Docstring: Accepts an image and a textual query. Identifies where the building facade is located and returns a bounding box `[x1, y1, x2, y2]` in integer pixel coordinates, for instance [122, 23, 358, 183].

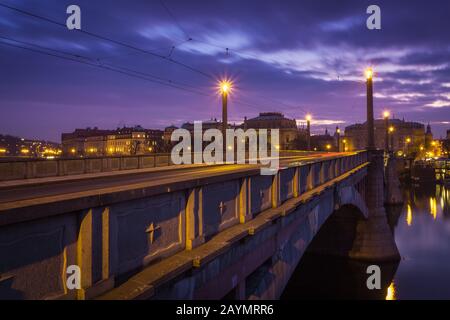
[62, 126, 164, 157]
[243, 112, 299, 150]
[344, 118, 427, 155]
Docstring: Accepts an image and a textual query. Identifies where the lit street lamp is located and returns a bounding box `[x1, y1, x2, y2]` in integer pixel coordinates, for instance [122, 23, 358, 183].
[365, 67, 375, 150]
[220, 80, 232, 160]
[336, 127, 341, 152]
[383, 110, 390, 152]
[388, 126, 395, 151]
[405, 137, 411, 155]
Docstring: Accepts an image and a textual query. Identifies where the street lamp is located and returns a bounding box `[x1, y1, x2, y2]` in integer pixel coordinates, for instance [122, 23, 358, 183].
[389, 126, 395, 151]
[365, 67, 375, 150]
[405, 137, 411, 156]
[306, 114, 312, 151]
[336, 127, 341, 151]
[219, 80, 232, 160]
[383, 110, 390, 152]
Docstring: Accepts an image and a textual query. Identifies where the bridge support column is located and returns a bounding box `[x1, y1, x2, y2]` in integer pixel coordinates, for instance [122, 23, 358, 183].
[385, 154, 403, 205]
[349, 150, 400, 262]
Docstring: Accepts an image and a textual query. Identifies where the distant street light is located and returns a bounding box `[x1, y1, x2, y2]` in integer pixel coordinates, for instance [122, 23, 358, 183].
[405, 137, 411, 155]
[383, 110, 390, 152]
[336, 127, 340, 151]
[389, 126, 395, 150]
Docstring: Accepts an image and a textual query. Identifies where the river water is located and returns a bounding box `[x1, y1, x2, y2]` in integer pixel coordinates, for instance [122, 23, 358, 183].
[281, 183, 450, 300]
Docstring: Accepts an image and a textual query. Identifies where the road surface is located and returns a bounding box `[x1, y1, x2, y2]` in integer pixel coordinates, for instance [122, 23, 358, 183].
[0, 152, 346, 205]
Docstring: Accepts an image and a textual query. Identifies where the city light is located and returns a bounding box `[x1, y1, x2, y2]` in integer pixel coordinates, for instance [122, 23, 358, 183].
[305, 114, 312, 122]
[383, 110, 390, 118]
[326, 144, 331, 150]
[71, 148, 76, 153]
[0, 148, 6, 153]
[21, 148, 30, 154]
[365, 67, 373, 79]
[406, 137, 411, 143]
[389, 126, 395, 133]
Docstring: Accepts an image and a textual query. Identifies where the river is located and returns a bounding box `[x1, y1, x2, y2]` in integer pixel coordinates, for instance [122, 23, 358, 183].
[281, 183, 450, 299]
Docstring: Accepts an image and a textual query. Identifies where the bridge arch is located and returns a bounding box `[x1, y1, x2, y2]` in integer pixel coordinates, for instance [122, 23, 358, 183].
[335, 185, 369, 219]
[305, 185, 368, 259]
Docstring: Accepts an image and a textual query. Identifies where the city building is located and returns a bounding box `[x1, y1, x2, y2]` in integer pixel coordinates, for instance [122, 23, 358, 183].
[62, 126, 164, 157]
[243, 112, 299, 149]
[61, 127, 113, 157]
[344, 118, 427, 155]
[310, 128, 337, 151]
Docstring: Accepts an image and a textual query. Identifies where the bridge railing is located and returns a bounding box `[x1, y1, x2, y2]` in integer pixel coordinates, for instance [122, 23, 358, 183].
[0, 153, 174, 181]
[0, 150, 368, 299]
[0, 150, 363, 182]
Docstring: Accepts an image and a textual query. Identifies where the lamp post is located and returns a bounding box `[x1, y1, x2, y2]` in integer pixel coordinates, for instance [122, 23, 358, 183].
[306, 114, 312, 151]
[366, 67, 375, 150]
[336, 127, 341, 151]
[405, 137, 411, 156]
[383, 111, 390, 152]
[220, 80, 231, 160]
[389, 126, 394, 151]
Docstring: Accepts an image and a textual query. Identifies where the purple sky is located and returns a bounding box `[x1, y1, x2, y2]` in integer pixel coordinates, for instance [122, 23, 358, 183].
[0, 0, 449, 142]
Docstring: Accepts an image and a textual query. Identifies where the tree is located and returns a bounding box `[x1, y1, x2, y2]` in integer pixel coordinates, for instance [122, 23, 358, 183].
[130, 140, 141, 155]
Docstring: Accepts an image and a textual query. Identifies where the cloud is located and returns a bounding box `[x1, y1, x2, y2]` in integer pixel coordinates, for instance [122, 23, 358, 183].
[296, 119, 345, 126]
[425, 100, 450, 108]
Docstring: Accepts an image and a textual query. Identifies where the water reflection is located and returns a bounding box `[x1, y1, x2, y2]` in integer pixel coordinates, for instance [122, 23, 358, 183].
[406, 205, 412, 226]
[281, 183, 450, 300]
[281, 254, 398, 300]
[385, 282, 396, 300]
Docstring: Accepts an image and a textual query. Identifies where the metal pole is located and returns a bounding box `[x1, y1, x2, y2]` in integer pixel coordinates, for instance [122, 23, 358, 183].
[385, 117, 389, 152]
[222, 92, 228, 161]
[367, 76, 375, 150]
[307, 120, 311, 151]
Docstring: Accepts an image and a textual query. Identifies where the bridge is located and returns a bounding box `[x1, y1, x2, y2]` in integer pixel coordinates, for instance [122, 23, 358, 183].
[0, 149, 400, 300]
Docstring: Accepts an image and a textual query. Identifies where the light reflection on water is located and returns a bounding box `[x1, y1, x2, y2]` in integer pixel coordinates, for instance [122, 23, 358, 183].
[281, 184, 450, 300]
[391, 184, 450, 299]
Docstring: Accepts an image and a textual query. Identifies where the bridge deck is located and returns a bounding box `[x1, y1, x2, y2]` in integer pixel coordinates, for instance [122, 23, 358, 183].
[0, 152, 344, 214]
